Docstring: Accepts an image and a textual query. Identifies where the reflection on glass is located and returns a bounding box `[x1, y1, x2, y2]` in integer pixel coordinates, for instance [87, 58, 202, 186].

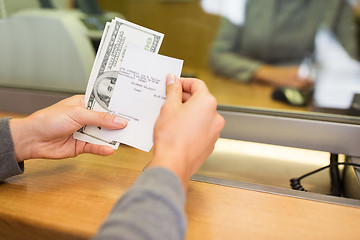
[314, 27, 360, 109]
[203, 0, 360, 115]
[0, 0, 359, 118]
[0, 0, 125, 93]
[207, 0, 357, 89]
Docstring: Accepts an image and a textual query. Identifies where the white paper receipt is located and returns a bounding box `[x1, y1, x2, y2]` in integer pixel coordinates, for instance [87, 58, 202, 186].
[100, 45, 183, 151]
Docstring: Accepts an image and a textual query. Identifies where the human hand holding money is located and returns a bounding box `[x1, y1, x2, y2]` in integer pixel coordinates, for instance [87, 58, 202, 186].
[73, 18, 183, 151]
[10, 95, 127, 162]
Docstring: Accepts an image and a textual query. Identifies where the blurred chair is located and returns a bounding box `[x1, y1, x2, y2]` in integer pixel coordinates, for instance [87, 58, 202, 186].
[73, 0, 125, 31]
[75, 0, 102, 14]
[38, 0, 54, 8]
[0, 1, 95, 93]
[40, 0, 125, 49]
[72, 0, 125, 50]
[2, 0, 40, 16]
[74, 0, 124, 19]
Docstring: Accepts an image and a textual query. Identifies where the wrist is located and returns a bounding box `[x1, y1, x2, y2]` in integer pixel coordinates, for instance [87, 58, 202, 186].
[252, 65, 272, 82]
[9, 118, 34, 162]
[149, 148, 190, 191]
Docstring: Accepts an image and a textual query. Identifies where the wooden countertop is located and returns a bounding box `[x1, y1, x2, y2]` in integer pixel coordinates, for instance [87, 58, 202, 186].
[1, 73, 359, 240]
[183, 67, 312, 112]
[1, 144, 360, 240]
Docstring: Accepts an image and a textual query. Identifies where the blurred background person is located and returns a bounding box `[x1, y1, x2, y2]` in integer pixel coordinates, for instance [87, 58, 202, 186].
[349, 0, 360, 58]
[209, 0, 358, 90]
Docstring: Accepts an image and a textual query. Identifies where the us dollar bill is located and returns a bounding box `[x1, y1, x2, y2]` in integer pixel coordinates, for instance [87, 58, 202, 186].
[73, 18, 164, 149]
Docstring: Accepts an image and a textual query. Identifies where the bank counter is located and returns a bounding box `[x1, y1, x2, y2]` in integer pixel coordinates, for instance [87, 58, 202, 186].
[1, 69, 360, 239]
[0, 132, 360, 240]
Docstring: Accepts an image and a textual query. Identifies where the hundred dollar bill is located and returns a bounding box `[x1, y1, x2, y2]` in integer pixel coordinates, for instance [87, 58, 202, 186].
[73, 18, 164, 149]
[73, 21, 118, 148]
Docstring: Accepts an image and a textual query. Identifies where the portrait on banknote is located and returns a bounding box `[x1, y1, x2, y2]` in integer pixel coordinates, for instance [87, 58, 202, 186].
[74, 17, 165, 148]
[93, 71, 118, 111]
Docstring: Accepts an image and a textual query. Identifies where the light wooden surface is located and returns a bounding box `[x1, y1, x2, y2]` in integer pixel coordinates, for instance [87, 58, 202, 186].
[0, 145, 360, 240]
[184, 66, 312, 112]
[0, 77, 359, 240]
[0, 146, 151, 240]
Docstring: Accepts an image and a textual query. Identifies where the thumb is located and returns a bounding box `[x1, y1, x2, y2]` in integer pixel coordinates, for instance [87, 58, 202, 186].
[165, 74, 182, 106]
[75, 109, 128, 129]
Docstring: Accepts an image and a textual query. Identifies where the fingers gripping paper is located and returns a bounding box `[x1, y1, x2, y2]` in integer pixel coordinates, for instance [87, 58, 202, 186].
[73, 18, 183, 151]
[100, 45, 183, 151]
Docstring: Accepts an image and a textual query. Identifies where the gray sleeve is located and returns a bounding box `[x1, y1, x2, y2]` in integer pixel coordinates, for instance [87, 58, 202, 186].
[0, 118, 24, 182]
[332, 1, 358, 60]
[93, 167, 186, 240]
[209, 18, 262, 82]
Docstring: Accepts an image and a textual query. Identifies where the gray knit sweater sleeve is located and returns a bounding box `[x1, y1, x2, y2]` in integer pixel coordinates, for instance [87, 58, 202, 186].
[0, 118, 24, 182]
[94, 167, 187, 240]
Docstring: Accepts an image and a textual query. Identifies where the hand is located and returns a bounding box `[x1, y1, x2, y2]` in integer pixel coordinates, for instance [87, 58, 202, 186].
[253, 65, 313, 90]
[148, 74, 225, 191]
[9, 95, 127, 162]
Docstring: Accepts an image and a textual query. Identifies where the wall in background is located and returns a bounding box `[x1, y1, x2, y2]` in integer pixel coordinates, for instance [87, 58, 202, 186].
[99, 0, 220, 69]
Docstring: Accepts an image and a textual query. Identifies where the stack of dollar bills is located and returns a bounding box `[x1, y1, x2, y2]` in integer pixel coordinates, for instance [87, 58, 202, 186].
[73, 17, 165, 149]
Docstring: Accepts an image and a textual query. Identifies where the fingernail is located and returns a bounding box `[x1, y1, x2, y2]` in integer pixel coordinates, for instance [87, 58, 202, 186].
[114, 117, 127, 127]
[166, 74, 176, 87]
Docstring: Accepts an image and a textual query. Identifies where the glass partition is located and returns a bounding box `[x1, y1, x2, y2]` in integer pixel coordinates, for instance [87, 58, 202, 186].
[1, 0, 360, 202]
[1, 0, 359, 118]
[96, 0, 360, 203]
[98, 0, 360, 118]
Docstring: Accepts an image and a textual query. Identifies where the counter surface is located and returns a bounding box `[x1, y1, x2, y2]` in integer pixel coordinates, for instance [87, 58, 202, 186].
[1, 75, 359, 239]
[0, 126, 359, 239]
